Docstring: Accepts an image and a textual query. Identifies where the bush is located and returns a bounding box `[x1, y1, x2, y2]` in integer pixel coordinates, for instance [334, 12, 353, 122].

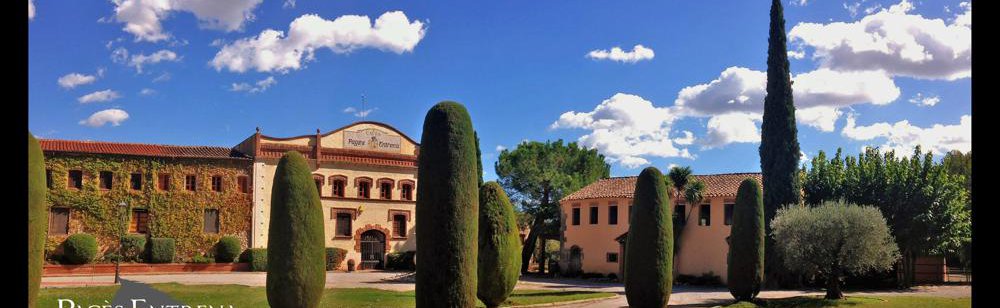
[120, 234, 147, 263]
[215, 236, 242, 263]
[266, 151, 326, 308]
[727, 178, 765, 301]
[325, 248, 348, 271]
[415, 101, 480, 308]
[477, 182, 522, 308]
[28, 132, 47, 308]
[147, 238, 175, 264]
[62, 233, 99, 265]
[190, 255, 215, 264]
[386, 251, 416, 271]
[624, 167, 673, 308]
[241, 248, 267, 271]
[675, 272, 723, 286]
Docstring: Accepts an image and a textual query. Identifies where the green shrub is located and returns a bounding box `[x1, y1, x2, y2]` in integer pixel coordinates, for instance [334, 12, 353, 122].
[215, 236, 242, 263]
[385, 251, 416, 271]
[728, 178, 765, 301]
[28, 132, 47, 308]
[241, 248, 267, 271]
[120, 234, 147, 263]
[325, 248, 348, 271]
[62, 234, 98, 265]
[477, 182, 521, 308]
[190, 255, 215, 264]
[415, 101, 480, 308]
[266, 151, 326, 308]
[624, 167, 673, 308]
[147, 238, 175, 264]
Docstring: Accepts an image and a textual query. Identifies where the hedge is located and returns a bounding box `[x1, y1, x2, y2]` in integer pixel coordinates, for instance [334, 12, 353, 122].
[624, 167, 673, 308]
[120, 234, 147, 263]
[386, 251, 416, 271]
[148, 238, 175, 264]
[477, 182, 522, 308]
[215, 236, 242, 263]
[241, 248, 267, 271]
[62, 233, 98, 265]
[326, 248, 348, 271]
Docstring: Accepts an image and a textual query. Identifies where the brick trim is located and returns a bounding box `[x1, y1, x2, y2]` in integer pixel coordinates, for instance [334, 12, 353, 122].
[353, 224, 391, 252]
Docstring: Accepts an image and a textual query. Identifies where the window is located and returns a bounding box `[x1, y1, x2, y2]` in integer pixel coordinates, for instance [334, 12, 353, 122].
[335, 213, 352, 237]
[68, 170, 83, 190]
[99, 171, 113, 190]
[332, 179, 345, 197]
[130, 209, 149, 234]
[313, 175, 324, 196]
[401, 184, 413, 201]
[358, 181, 371, 199]
[46, 170, 53, 189]
[238, 176, 249, 193]
[158, 173, 171, 191]
[724, 203, 735, 226]
[185, 175, 197, 191]
[608, 205, 618, 225]
[392, 214, 407, 238]
[674, 204, 686, 225]
[49, 208, 70, 235]
[380, 182, 393, 200]
[699, 204, 711, 226]
[211, 176, 223, 192]
[571, 207, 581, 225]
[130, 173, 143, 190]
[204, 209, 220, 233]
[607, 252, 619, 263]
[589, 206, 599, 225]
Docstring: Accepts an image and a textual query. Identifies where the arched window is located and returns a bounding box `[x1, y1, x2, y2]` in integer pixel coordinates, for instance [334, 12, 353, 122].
[377, 178, 395, 200]
[312, 174, 324, 197]
[328, 175, 347, 198]
[355, 177, 373, 199]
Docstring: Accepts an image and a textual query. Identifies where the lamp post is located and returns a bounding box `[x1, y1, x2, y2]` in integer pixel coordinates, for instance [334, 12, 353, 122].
[115, 201, 127, 284]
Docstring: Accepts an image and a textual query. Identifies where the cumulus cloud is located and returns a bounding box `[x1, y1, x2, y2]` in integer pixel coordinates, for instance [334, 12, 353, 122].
[674, 131, 695, 146]
[702, 113, 761, 149]
[58, 73, 98, 89]
[139, 88, 157, 96]
[586, 44, 655, 63]
[842, 114, 971, 155]
[908, 93, 940, 107]
[127, 49, 180, 73]
[343, 106, 377, 118]
[79, 109, 130, 127]
[28, 0, 35, 20]
[229, 76, 277, 93]
[551, 93, 691, 168]
[112, 0, 263, 42]
[788, 0, 971, 80]
[495, 145, 507, 152]
[211, 11, 427, 73]
[78, 90, 122, 104]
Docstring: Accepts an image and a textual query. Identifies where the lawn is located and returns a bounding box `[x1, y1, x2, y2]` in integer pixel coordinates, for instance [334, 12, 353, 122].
[725, 295, 971, 308]
[39, 283, 615, 307]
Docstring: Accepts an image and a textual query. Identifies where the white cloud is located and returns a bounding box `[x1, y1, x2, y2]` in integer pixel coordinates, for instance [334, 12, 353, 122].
[78, 90, 122, 104]
[112, 0, 263, 42]
[495, 145, 507, 152]
[79, 109, 130, 127]
[128, 49, 180, 73]
[674, 131, 695, 146]
[788, 0, 971, 80]
[152, 72, 172, 82]
[58, 73, 98, 89]
[844, 2, 861, 18]
[28, 0, 35, 20]
[211, 11, 427, 73]
[586, 44, 655, 63]
[343, 106, 377, 118]
[952, 2, 971, 27]
[908, 93, 940, 107]
[791, 0, 809, 6]
[551, 93, 691, 168]
[229, 76, 277, 93]
[788, 50, 806, 59]
[283, 0, 295, 8]
[139, 88, 156, 96]
[702, 113, 761, 149]
[842, 114, 971, 155]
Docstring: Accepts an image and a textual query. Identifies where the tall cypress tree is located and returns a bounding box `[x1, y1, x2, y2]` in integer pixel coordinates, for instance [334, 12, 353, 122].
[28, 132, 47, 308]
[759, 0, 802, 288]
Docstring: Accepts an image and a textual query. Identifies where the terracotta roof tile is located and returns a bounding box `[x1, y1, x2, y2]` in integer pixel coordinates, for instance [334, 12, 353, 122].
[562, 172, 762, 202]
[39, 139, 250, 160]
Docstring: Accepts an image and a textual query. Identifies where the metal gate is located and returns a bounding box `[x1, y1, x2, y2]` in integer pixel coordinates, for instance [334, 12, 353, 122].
[360, 230, 386, 270]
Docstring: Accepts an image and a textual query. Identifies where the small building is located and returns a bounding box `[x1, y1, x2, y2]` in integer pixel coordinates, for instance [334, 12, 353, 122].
[559, 172, 762, 283]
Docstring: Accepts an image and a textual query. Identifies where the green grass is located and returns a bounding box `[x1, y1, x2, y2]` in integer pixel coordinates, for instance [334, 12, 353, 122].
[725, 295, 971, 308]
[39, 284, 615, 307]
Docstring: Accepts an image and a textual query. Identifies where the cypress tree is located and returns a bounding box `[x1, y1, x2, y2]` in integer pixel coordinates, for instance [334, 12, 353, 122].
[28, 132, 47, 308]
[624, 167, 673, 308]
[727, 178, 765, 301]
[266, 151, 326, 308]
[759, 0, 802, 287]
[416, 101, 479, 308]
[477, 182, 522, 308]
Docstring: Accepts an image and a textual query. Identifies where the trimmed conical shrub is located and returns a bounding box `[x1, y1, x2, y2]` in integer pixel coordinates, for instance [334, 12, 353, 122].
[415, 101, 479, 308]
[727, 178, 765, 301]
[28, 132, 47, 308]
[477, 181, 522, 308]
[266, 151, 326, 308]
[624, 167, 673, 308]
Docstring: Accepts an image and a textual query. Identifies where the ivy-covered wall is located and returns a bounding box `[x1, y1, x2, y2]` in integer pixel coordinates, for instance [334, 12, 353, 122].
[43, 153, 253, 263]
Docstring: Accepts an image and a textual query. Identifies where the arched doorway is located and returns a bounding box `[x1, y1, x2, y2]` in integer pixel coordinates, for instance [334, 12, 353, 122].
[359, 230, 386, 270]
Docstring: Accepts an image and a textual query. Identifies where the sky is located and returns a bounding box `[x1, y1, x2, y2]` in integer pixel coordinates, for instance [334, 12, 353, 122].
[28, 0, 971, 181]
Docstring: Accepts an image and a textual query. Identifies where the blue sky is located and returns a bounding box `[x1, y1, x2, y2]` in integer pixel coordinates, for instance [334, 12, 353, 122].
[28, 0, 971, 181]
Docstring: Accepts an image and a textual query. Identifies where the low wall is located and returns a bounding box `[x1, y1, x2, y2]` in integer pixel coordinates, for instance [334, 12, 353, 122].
[43, 263, 249, 277]
[914, 256, 947, 284]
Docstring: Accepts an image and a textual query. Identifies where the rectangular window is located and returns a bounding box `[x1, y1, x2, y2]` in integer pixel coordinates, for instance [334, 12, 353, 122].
[699, 204, 711, 226]
[211, 176, 223, 192]
[99, 171, 113, 190]
[335, 213, 352, 237]
[724, 203, 735, 226]
[68, 170, 83, 190]
[607, 253, 619, 263]
[589, 206, 599, 225]
[332, 180, 345, 197]
[130, 209, 149, 234]
[314, 178, 323, 196]
[608, 205, 618, 225]
[380, 182, 392, 200]
[358, 182, 371, 199]
[158, 174, 171, 191]
[203, 209, 220, 233]
[46, 169, 53, 189]
[238, 176, 249, 193]
[571, 207, 581, 226]
[393, 215, 407, 238]
[185, 175, 197, 191]
[674, 204, 686, 225]
[131, 173, 142, 190]
[49, 208, 70, 235]
[629, 205, 633, 220]
[401, 184, 413, 201]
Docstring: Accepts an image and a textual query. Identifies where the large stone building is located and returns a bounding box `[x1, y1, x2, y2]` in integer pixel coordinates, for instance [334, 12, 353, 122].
[559, 172, 762, 283]
[40, 121, 418, 270]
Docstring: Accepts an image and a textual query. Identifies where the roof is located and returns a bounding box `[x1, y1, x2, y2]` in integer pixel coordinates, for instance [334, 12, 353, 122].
[561, 172, 762, 202]
[39, 139, 250, 160]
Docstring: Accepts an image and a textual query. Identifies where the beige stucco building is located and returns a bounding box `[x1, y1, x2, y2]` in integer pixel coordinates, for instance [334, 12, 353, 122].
[559, 173, 761, 283]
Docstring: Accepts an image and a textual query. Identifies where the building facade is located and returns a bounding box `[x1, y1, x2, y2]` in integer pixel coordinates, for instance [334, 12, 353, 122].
[559, 173, 762, 283]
